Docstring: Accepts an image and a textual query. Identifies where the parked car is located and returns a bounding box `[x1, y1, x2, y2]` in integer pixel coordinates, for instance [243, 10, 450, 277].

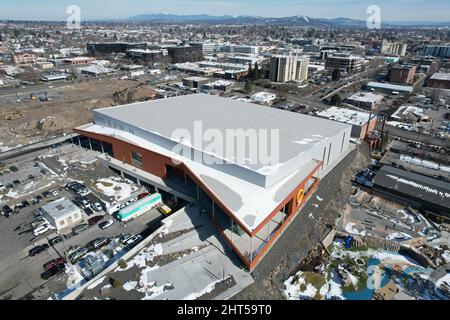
[84, 207, 94, 216]
[33, 223, 52, 236]
[68, 247, 88, 263]
[119, 233, 133, 245]
[49, 236, 63, 246]
[99, 220, 114, 230]
[137, 192, 150, 199]
[72, 224, 89, 235]
[43, 258, 65, 271]
[125, 235, 143, 247]
[158, 205, 172, 215]
[88, 215, 104, 226]
[89, 237, 108, 250]
[41, 263, 65, 280]
[33, 195, 44, 204]
[92, 202, 103, 212]
[50, 189, 58, 196]
[42, 191, 51, 198]
[29, 244, 49, 256]
[33, 210, 44, 221]
[2, 205, 13, 217]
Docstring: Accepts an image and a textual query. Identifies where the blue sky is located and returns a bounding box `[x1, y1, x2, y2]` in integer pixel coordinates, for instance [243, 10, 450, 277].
[0, 0, 448, 21]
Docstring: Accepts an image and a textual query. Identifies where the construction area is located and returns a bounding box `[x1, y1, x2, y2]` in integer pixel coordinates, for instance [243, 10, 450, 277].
[0, 77, 158, 151]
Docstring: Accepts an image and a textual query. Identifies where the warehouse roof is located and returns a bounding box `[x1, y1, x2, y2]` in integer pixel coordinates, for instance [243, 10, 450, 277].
[373, 166, 450, 209]
[94, 94, 349, 172]
[430, 72, 450, 81]
[316, 107, 374, 126]
[367, 82, 414, 93]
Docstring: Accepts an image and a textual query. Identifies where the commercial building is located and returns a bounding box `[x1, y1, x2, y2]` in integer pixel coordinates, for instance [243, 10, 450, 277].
[316, 107, 377, 140]
[12, 52, 38, 65]
[270, 55, 309, 83]
[62, 57, 95, 65]
[40, 198, 83, 231]
[373, 166, 450, 220]
[201, 80, 234, 92]
[381, 40, 408, 56]
[40, 74, 68, 82]
[250, 92, 278, 105]
[182, 76, 210, 88]
[227, 54, 264, 67]
[168, 46, 203, 64]
[125, 49, 165, 62]
[346, 92, 384, 110]
[428, 73, 450, 90]
[366, 82, 414, 95]
[325, 53, 364, 73]
[86, 42, 147, 56]
[387, 64, 417, 85]
[75, 94, 352, 270]
[423, 45, 450, 58]
[79, 65, 115, 77]
[220, 45, 261, 55]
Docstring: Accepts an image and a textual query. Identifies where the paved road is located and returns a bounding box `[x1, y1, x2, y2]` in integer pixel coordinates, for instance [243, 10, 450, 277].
[0, 133, 78, 162]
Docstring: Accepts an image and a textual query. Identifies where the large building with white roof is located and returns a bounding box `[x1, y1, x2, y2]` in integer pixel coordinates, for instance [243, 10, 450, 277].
[316, 107, 377, 140]
[75, 94, 352, 270]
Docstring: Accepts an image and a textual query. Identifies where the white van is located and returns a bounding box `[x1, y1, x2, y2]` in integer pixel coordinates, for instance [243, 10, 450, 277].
[33, 224, 51, 236]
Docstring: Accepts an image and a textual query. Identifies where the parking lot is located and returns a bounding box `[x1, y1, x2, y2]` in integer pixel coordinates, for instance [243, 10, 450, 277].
[0, 144, 171, 299]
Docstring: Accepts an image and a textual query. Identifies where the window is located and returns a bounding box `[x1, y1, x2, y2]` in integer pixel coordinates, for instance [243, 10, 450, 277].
[131, 151, 143, 168]
[341, 132, 346, 153]
[327, 143, 332, 166]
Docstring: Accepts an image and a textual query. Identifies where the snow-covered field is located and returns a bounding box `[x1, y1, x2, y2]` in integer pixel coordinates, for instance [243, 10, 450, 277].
[95, 177, 138, 201]
[283, 240, 440, 300]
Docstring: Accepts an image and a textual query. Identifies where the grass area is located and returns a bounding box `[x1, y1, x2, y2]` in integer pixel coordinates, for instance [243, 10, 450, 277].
[303, 272, 326, 291]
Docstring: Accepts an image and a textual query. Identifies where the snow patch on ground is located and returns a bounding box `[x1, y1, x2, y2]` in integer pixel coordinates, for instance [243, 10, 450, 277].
[123, 281, 138, 291]
[345, 223, 367, 236]
[95, 177, 137, 201]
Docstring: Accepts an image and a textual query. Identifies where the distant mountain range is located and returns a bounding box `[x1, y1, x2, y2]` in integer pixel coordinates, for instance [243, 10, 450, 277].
[127, 13, 450, 27]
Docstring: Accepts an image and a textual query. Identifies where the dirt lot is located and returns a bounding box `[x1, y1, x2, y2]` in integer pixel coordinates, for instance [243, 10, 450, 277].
[0, 78, 155, 149]
[232, 143, 372, 300]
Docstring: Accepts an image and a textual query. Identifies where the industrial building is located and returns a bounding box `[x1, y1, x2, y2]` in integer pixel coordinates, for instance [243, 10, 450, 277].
[315, 107, 377, 140]
[428, 73, 450, 90]
[270, 54, 309, 83]
[182, 76, 210, 88]
[373, 166, 450, 220]
[40, 198, 83, 231]
[423, 45, 450, 58]
[366, 82, 414, 95]
[346, 92, 384, 109]
[75, 94, 352, 270]
[381, 40, 408, 56]
[387, 64, 417, 85]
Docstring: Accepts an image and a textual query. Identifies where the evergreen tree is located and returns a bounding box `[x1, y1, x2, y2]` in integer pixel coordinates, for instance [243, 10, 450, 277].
[244, 79, 253, 94]
[252, 62, 260, 81]
[332, 68, 341, 81]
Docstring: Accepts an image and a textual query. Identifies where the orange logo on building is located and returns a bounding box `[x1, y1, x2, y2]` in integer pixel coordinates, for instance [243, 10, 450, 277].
[296, 189, 305, 206]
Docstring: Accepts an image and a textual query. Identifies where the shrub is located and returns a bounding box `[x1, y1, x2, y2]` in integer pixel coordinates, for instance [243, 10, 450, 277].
[118, 259, 128, 269]
[111, 278, 122, 288]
